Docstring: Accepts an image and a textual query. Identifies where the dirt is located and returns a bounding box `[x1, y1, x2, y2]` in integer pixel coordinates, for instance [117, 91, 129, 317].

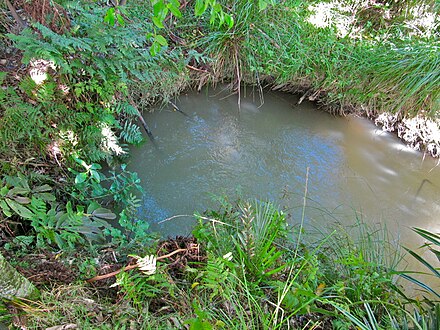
[0, 47, 23, 73]
[2, 251, 78, 285]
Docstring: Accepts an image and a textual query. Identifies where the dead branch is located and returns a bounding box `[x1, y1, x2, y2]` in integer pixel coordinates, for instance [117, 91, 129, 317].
[86, 247, 196, 283]
[186, 64, 210, 74]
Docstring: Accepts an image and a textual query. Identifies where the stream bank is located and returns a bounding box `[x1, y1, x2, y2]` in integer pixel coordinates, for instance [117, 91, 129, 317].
[1, 0, 440, 328]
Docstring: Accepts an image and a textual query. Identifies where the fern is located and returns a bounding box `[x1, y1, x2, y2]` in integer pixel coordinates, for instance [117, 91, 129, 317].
[120, 121, 144, 145]
[114, 102, 139, 116]
[3, 0, 185, 165]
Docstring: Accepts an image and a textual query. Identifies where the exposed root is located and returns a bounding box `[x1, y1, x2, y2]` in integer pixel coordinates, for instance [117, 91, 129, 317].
[375, 112, 440, 157]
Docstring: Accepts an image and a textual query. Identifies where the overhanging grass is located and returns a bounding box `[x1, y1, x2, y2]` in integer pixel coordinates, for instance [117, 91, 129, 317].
[179, 0, 439, 118]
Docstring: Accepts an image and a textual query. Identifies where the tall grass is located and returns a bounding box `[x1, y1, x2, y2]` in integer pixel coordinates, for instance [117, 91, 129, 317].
[366, 42, 440, 117]
[6, 199, 419, 329]
[400, 228, 440, 329]
[181, 0, 440, 118]
[192, 199, 409, 328]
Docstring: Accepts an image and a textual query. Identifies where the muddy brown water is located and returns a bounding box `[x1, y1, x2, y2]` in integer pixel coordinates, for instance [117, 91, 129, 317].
[128, 87, 440, 288]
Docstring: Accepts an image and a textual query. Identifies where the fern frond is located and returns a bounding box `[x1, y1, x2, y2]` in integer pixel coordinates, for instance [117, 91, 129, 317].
[120, 121, 144, 145]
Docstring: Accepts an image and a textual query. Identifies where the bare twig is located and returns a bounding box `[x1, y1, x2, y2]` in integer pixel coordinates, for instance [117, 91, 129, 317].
[186, 64, 210, 74]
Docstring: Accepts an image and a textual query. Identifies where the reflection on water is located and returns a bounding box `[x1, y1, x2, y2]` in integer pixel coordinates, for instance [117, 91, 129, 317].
[128, 88, 440, 268]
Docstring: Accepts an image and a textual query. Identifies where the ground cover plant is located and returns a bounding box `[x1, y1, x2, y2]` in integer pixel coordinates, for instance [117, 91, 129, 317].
[0, 199, 424, 329]
[1, 0, 440, 328]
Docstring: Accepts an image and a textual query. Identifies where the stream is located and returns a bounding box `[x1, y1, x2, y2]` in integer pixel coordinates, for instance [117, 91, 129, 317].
[128, 87, 440, 278]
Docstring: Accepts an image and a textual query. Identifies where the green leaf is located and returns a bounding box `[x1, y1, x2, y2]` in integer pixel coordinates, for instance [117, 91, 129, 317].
[14, 235, 35, 246]
[195, 0, 206, 16]
[404, 247, 440, 278]
[87, 202, 100, 214]
[429, 248, 440, 263]
[5, 199, 34, 219]
[150, 41, 161, 56]
[0, 200, 12, 217]
[9, 187, 31, 195]
[169, 0, 180, 8]
[224, 14, 233, 28]
[54, 233, 65, 250]
[13, 196, 31, 204]
[90, 170, 101, 183]
[153, 0, 166, 16]
[73, 157, 88, 168]
[90, 163, 102, 170]
[32, 184, 52, 193]
[104, 7, 116, 26]
[155, 35, 168, 46]
[413, 227, 440, 247]
[0, 186, 9, 197]
[91, 208, 116, 220]
[168, 3, 182, 18]
[259, 0, 268, 11]
[33, 193, 56, 202]
[56, 212, 68, 227]
[75, 172, 87, 184]
[117, 14, 125, 27]
[152, 16, 164, 29]
[399, 273, 440, 299]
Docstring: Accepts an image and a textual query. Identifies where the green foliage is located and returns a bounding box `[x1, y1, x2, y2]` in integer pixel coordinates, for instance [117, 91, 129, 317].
[195, 252, 237, 300]
[104, 7, 126, 27]
[1, 0, 440, 326]
[194, 200, 287, 284]
[113, 264, 176, 312]
[68, 158, 151, 249]
[0, 174, 114, 250]
[191, 200, 409, 328]
[120, 121, 144, 145]
[0, 72, 51, 158]
[185, 301, 226, 330]
[401, 228, 440, 329]
[0, 299, 13, 326]
[186, 0, 439, 117]
[2, 0, 186, 165]
[1, 200, 423, 329]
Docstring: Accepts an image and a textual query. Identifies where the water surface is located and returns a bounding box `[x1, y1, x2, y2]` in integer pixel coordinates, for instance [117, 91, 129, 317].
[128, 87, 440, 260]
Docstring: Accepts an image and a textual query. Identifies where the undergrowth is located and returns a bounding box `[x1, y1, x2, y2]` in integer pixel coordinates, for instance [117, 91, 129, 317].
[1, 0, 440, 328]
[1, 199, 421, 329]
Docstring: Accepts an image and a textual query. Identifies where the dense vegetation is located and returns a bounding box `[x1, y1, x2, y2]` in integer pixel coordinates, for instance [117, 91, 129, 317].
[0, 0, 439, 328]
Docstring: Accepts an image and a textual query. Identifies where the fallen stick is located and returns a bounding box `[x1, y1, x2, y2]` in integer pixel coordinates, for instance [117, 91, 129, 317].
[128, 97, 157, 148]
[169, 101, 190, 118]
[86, 248, 193, 283]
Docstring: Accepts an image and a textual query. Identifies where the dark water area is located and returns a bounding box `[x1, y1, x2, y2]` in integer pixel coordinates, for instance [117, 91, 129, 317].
[127, 87, 440, 279]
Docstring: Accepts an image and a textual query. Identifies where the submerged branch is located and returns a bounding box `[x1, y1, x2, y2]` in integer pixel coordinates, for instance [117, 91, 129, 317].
[128, 97, 158, 149]
[169, 100, 190, 118]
